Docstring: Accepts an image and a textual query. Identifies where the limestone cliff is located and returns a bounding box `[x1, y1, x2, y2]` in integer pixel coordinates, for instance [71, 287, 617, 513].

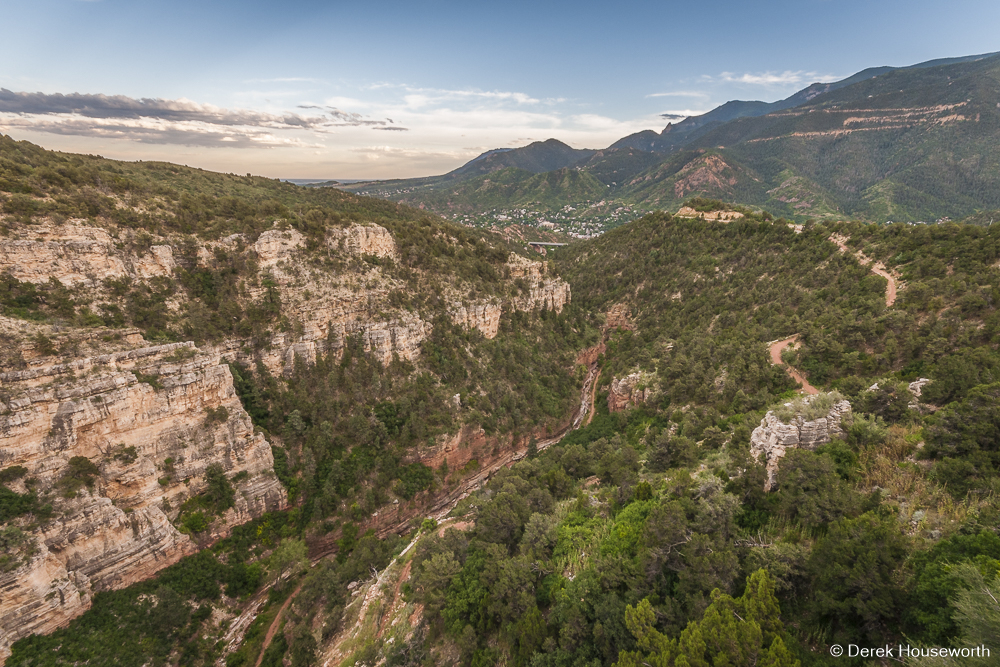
[0, 336, 286, 659]
[449, 254, 571, 338]
[0, 221, 570, 376]
[607, 372, 655, 412]
[0, 214, 573, 659]
[749, 397, 852, 491]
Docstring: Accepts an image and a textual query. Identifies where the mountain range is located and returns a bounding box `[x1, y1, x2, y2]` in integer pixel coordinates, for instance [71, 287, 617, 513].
[345, 50, 1000, 224]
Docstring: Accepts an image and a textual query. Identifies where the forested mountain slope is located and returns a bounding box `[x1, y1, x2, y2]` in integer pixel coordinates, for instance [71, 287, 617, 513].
[6, 134, 1000, 667]
[0, 134, 596, 663]
[379, 208, 1000, 667]
[351, 51, 1000, 227]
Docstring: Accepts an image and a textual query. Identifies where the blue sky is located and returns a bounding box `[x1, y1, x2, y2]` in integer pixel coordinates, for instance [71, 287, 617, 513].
[1, 0, 998, 178]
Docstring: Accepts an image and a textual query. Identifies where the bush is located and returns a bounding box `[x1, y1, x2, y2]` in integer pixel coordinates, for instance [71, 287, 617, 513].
[0, 465, 28, 484]
[58, 456, 101, 495]
[204, 464, 236, 512]
[0, 526, 37, 572]
[182, 511, 210, 533]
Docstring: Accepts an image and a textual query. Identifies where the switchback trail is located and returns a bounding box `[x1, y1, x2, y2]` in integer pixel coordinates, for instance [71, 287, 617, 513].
[829, 234, 899, 307]
[769, 336, 819, 395]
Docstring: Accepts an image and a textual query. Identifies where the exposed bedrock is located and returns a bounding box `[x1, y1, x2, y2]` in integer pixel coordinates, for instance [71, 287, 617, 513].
[0, 342, 287, 659]
[749, 399, 852, 491]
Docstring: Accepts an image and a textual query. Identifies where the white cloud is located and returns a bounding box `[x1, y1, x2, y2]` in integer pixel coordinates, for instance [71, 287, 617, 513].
[659, 109, 709, 119]
[714, 70, 839, 86]
[646, 91, 709, 99]
[0, 89, 406, 147]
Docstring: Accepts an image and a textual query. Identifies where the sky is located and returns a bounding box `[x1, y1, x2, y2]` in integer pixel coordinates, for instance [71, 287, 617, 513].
[1, 0, 999, 179]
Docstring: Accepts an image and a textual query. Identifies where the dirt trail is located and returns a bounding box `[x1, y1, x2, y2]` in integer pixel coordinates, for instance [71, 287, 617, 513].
[870, 264, 897, 306]
[769, 336, 819, 395]
[254, 580, 304, 667]
[829, 234, 898, 307]
[585, 369, 599, 426]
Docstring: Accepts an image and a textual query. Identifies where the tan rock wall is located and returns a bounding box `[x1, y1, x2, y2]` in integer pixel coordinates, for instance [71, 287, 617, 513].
[749, 399, 852, 491]
[450, 254, 571, 339]
[0, 546, 91, 664]
[0, 223, 180, 287]
[327, 224, 397, 259]
[449, 301, 503, 338]
[0, 343, 287, 658]
[0, 224, 127, 286]
[607, 373, 653, 412]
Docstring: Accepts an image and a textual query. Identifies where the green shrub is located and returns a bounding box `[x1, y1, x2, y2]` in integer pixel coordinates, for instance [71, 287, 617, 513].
[58, 456, 101, 495]
[182, 511, 210, 534]
[0, 465, 28, 484]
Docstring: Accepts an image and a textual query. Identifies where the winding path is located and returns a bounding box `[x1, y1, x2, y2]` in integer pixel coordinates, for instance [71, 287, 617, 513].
[769, 336, 819, 395]
[254, 581, 305, 667]
[829, 234, 899, 307]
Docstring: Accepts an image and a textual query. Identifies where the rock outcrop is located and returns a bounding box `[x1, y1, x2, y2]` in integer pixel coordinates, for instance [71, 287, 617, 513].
[750, 398, 852, 491]
[675, 206, 744, 222]
[608, 373, 654, 412]
[0, 223, 176, 287]
[0, 547, 91, 662]
[0, 340, 287, 659]
[327, 224, 397, 259]
[450, 254, 571, 339]
[450, 300, 503, 338]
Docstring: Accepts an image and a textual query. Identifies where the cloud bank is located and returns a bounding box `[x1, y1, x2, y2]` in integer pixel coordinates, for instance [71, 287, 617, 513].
[0, 86, 668, 178]
[0, 89, 404, 147]
[714, 70, 840, 86]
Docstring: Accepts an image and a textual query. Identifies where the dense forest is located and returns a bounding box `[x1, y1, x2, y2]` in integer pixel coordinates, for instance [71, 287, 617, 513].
[4, 134, 1000, 667]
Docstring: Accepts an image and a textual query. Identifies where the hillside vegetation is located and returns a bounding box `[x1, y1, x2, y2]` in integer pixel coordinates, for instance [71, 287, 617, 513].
[6, 139, 1000, 667]
[381, 208, 1000, 666]
[352, 52, 1000, 229]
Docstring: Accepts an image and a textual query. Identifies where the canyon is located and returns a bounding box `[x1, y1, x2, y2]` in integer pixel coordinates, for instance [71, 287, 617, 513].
[0, 215, 571, 660]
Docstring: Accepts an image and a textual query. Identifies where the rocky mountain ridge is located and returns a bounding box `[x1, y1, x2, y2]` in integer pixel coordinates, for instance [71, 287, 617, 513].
[345, 50, 1000, 224]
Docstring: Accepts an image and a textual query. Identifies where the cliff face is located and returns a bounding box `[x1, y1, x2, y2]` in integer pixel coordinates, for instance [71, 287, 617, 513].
[0, 221, 570, 376]
[450, 254, 571, 339]
[0, 337, 286, 659]
[607, 372, 654, 413]
[0, 223, 174, 288]
[0, 213, 573, 659]
[750, 399, 852, 491]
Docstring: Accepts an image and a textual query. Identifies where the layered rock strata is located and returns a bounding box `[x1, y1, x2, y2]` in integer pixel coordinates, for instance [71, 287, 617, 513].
[675, 206, 744, 222]
[750, 398, 852, 491]
[450, 254, 571, 339]
[608, 372, 654, 412]
[0, 221, 570, 376]
[0, 341, 287, 659]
